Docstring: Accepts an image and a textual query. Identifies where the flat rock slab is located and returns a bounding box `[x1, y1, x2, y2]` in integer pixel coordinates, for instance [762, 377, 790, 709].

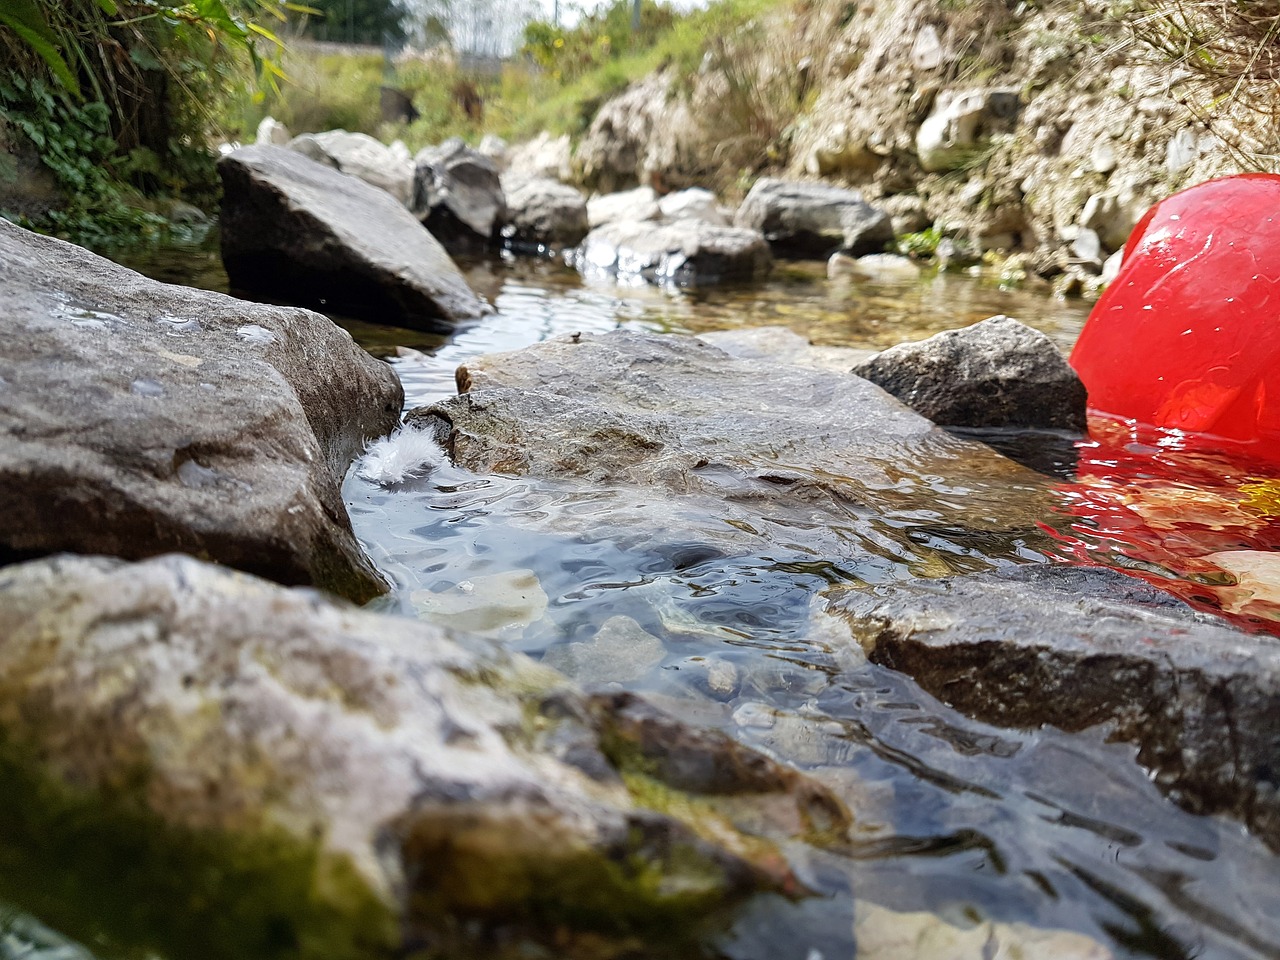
[411, 330, 1053, 536]
[219, 145, 489, 333]
[573, 219, 772, 287]
[851, 315, 1087, 430]
[734, 178, 893, 258]
[0, 554, 847, 959]
[828, 564, 1280, 849]
[0, 218, 400, 601]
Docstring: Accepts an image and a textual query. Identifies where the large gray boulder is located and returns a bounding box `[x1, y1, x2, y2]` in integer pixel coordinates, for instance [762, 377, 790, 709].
[287, 129, 414, 204]
[0, 218, 400, 601]
[733, 178, 894, 258]
[829, 564, 1280, 850]
[500, 175, 589, 249]
[0, 553, 845, 958]
[411, 139, 507, 249]
[850, 315, 1087, 430]
[572, 219, 772, 287]
[219, 145, 489, 333]
[586, 186, 661, 229]
[409, 330, 1052, 537]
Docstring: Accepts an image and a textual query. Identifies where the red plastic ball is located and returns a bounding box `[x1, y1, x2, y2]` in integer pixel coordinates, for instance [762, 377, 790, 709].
[1070, 174, 1280, 462]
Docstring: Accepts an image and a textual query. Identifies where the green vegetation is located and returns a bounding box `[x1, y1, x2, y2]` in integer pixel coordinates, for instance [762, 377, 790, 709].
[0, 0, 292, 248]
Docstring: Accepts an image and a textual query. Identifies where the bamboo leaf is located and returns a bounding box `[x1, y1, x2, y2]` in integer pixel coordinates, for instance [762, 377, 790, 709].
[0, 11, 81, 98]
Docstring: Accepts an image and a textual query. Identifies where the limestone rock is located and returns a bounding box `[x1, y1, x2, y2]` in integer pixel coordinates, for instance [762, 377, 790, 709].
[850, 315, 1087, 430]
[411, 139, 507, 249]
[500, 175, 589, 249]
[828, 252, 922, 281]
[734, 178, 893, 258]
[0, 554, 846, 958]
[287, 129, 413, 204]
[506, 131, 573, 182]
[219, 145, 489, 332]
[254, 116, 290, 147]
[658, 188, 728, 225]
[572, 219, 772, 287]
[829, 564, 1280, 850]
[916, 88, 1020, 173]
[0, 217, 400, 601]
[587, 186, 661, 229]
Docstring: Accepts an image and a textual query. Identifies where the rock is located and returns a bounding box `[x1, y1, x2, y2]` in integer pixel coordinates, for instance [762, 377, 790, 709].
[411, 139, 507, 249]
[853, 901, 1113, 959]
[850, 315, 1087, 430]
[506, 131, 573, 182]
[254, 115, 290, 146]
[658, 187, 728, 225]
[733, 178, 893, 258]
[804, 125, 880, 177]
[1100, 248, 1125, 286]
[1165, 126, 1201, 175]
[287, 129, 413, 205]
[1071, 226, 1103, 268]
[697, 326, 875, 371]
[0, 218, 400, 602]
[0, 554, 841, 958]
[543, 615, 667, 686]
[500, 175, 590, 249]
[477, 133, 509, 167]
[1079, 191, 1136, 253]
[410, 330, 1053, 536]
[1089, 138, 1118, 174]
[586, 186, 661, 229]
[828, 252, 922, 281]
[878, 194, 932, 236]
[219, 145, 489, 333]
[411, 568, 549, 638]
[828, 563, 1280, 850]
[915, 88, 1020, 173]
[572, 219, 772, 287]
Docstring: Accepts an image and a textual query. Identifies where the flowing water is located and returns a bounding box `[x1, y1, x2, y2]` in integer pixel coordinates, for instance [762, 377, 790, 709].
[95, 238, 1280, 960]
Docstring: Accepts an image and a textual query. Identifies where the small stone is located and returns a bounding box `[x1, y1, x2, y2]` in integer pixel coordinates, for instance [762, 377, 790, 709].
[411, 568, 549, 637]
[542, 615, 666, 685]
[850, 315, 1087, 430]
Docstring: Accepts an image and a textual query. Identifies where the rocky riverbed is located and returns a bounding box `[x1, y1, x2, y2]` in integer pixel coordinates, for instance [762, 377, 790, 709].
[3, 112, 1280, 960]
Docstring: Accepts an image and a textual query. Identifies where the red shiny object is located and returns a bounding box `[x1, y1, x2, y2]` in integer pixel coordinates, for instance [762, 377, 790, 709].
[1070, 174, 1280, 464]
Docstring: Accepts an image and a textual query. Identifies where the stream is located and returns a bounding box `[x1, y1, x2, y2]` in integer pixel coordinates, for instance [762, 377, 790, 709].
[78, 238, 1280, 960]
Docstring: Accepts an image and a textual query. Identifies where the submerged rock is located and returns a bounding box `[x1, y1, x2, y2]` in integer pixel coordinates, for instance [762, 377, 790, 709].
[733, 178, 893, 258]
[410, 330, 1052, 536]
[500, 175, 590, 249]
[219, 145, 489, 332]
[828, 564, 1280, 849]
[851, 315, 1087, 430]
[411, 139, 507, 249]
[0, 554, 848, 960]
[0, 218, 399, 601]
[288, 129, 414, 204]
[573, 219, 772, 287]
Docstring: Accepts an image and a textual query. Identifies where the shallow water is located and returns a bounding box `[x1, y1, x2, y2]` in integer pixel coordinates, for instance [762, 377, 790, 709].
[106, 239, 1280, 960]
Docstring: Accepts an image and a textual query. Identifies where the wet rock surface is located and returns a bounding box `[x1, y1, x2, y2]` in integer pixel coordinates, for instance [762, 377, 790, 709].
[411, 139, 507, 249]
[0, 218, 399, 601]
[0, 553, 844, 959]
[500, 175, 590, 248]
[219, 145, 488, 332]
[410, 329, 1053, 535]
[828, 563, 1280, 849]
[572, 219, 772, 287]
[851, 315, 1087, 430]
[733, 177, 894, 258]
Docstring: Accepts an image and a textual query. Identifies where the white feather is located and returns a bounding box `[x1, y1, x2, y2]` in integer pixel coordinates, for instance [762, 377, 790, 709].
[357, 425, 447, 486]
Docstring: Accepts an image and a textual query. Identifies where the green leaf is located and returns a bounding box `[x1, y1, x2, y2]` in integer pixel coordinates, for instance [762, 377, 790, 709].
[94, 0, 119, 13]
[0, 18, 81, 99]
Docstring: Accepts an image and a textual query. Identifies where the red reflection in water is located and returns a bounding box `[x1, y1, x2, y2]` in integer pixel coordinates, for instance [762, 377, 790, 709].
[1044, 415, 1280, 635]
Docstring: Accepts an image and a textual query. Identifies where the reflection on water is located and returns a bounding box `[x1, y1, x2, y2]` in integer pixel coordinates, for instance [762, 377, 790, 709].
[115, 238, 1279, 959]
